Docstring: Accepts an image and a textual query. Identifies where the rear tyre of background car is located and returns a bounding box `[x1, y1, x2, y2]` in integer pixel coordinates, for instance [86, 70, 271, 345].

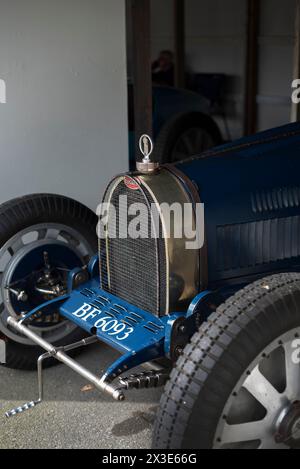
[154, 112, 222, 164]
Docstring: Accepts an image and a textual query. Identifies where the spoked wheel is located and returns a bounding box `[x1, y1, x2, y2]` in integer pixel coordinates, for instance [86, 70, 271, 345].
[171, 127, 215, 162]
[0, 194, 97, 369]
[153, 112, 222, 164]
[215, 329, 300, 449]
[153, 273, 300, 449]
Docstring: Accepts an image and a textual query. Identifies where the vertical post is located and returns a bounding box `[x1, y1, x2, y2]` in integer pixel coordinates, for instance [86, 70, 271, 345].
[244, 0, 259, 136]
[291, 0, 300, 122]
[131, 0, 152, 161]
[174, 0, 185, 88]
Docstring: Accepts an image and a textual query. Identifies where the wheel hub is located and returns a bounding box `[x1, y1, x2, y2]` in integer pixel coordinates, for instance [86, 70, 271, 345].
[0, 222, 93, 346]
[3, 241, 80, 321]
[276, 401, 300, 448]
[214, 328, 300, 449]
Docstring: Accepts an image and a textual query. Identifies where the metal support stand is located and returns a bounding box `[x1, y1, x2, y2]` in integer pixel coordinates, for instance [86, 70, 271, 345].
[5, 316, 170, 418]
[5, 350, 52, 418]
[5, 319, 125, 418]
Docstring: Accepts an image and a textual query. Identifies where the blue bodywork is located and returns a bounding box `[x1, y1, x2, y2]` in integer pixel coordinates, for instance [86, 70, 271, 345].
[60, 278, 166, 379]
[21, 256, 193, 381]
[177, 121, 300, 289]
[19, 122, 300, 385]
[151, 86, 210, 135]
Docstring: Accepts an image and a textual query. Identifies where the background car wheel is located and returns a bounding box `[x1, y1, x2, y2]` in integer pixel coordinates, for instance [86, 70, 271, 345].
[153, 112, 222, 164]
[0, 193, 97, 370]
[153, 273, 300, 449]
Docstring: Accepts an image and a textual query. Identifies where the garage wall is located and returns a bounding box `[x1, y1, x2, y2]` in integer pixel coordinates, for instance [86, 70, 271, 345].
[150, 0, 174, 57]
[257, 0, 296, 131]
[151, 0, 247, 140]
[0, 0, 128, 211]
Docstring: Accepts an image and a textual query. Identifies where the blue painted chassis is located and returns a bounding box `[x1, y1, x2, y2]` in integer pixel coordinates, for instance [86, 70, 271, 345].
[20, 255, 207, 382]
[20, 121, 300, 383]
[13, 121, 300, 388]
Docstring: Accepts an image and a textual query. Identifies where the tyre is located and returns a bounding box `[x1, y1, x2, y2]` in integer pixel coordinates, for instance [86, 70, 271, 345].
[0, 194, 97, 370]
[153, 273, 300, 449]
[154, 112, 222, 164]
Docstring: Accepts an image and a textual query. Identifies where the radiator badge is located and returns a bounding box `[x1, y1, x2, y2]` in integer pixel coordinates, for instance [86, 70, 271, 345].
[124, 176, 140, 190]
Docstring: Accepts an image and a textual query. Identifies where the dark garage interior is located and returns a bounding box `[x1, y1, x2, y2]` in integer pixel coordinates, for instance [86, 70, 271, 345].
[128, 0, 299, 163]
[1, 0, 300, 452]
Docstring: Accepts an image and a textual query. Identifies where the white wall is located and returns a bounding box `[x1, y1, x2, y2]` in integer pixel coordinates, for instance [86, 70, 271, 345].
[0, 0, 128, 211]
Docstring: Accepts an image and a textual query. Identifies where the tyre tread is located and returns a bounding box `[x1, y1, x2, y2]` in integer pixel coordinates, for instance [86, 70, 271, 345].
[152, 273, 300, 449]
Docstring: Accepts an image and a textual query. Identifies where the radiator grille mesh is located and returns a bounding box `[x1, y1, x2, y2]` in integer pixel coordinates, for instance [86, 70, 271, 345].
[100, 179, 167, 316]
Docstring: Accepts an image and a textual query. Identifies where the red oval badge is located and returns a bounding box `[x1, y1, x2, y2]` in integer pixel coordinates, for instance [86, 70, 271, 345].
[124, 176, 140, 190]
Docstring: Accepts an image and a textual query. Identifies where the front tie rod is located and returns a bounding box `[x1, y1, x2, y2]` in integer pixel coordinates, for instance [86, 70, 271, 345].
[6, 316, 125, 415]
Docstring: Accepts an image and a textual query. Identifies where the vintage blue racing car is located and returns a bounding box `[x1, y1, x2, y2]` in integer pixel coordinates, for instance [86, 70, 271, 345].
[1, 122, 300, 449]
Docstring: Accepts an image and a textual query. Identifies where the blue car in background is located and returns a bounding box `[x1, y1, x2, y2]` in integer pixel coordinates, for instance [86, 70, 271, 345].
[128, 84, 223, 168]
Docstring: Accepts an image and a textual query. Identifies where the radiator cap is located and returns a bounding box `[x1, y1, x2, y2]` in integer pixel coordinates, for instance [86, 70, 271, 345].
[136, 134, 159, 174]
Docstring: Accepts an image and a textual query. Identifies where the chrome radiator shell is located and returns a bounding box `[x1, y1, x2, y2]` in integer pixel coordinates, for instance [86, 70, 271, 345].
[99, 167, 201, 316]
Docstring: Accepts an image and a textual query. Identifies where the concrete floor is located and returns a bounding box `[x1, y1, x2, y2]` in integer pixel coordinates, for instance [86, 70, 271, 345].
[0, 343, 162, 449]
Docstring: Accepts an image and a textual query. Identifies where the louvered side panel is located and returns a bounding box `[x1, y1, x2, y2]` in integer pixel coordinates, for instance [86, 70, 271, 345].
[217, 215, 300, 271]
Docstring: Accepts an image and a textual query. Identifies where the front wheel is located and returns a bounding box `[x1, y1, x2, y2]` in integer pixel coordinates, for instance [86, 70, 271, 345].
[0, 194, 97, 370]
[153, 273, 300, 449]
